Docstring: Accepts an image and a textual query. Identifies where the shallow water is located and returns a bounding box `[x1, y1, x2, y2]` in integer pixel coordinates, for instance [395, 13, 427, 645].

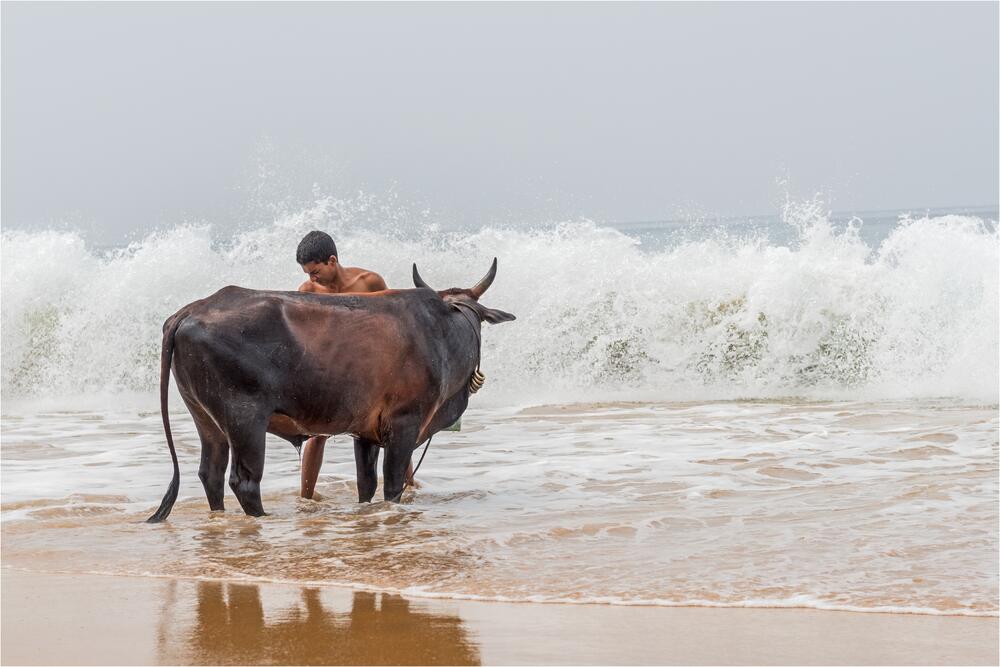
[3, 400, 996, 616]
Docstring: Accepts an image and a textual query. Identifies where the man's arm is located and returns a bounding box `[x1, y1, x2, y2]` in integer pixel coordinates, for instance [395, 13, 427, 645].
[298, 280, 317, 293]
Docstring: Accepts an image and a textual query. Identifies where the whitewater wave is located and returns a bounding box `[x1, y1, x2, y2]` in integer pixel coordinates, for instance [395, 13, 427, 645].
[2, 198, 997, 404]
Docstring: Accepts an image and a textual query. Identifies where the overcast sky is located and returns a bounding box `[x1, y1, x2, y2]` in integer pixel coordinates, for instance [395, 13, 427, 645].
[3, 2, 997, 241]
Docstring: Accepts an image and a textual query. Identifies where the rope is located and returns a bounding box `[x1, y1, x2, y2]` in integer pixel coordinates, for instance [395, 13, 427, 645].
[410, 435, 432, 480]
[450, 301, 485, 392]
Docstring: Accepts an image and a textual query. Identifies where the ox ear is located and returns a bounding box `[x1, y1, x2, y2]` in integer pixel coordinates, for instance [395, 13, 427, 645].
[453, 300, 515, 324]
[480, 306, 516, 324]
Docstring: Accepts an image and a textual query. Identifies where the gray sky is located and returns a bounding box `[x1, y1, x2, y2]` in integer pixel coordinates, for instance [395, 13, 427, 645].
[3, 2, 998, 241]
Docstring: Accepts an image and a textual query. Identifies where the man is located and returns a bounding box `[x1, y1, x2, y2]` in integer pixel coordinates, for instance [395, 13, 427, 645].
[296, 230, 387, 296]
[294, 230, 417, 499]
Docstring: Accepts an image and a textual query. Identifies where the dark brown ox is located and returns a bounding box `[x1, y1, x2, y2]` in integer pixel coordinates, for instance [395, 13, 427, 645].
[147, 259, 514, 522]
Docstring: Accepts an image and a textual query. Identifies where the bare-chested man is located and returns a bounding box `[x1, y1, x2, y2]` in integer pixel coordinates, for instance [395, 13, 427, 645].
[295, 230, 416, 499]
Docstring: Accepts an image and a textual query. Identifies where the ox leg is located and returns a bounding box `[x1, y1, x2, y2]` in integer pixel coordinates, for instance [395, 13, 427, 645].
[382, 420, 419, 502]
[354, 437, 380, 503]
[196, 420, 229, 512]
[227, 420, 268, 517]
[180, 395, 229, 513]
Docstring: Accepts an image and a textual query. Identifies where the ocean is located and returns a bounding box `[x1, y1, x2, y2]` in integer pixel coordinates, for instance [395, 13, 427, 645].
[1, 200, 997, 617]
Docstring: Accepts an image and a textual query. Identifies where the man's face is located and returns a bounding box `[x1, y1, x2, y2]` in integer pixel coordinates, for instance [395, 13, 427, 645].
[301, 257, 338, 287]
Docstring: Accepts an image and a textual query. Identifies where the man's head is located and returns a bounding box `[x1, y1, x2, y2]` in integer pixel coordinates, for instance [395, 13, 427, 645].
[297, 231, 339, 286]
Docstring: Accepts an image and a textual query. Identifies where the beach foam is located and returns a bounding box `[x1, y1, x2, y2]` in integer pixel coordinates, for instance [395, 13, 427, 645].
[2, 402, 996, 617]
[2, 198, 997, 405]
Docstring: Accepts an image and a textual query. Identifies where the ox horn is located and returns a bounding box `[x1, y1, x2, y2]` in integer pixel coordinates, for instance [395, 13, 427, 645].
[469, 257, 498, 299]
[412, 263, 433, 290]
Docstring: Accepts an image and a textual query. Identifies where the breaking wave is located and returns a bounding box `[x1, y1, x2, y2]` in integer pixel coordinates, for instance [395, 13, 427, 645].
[2, 197, 997, 405]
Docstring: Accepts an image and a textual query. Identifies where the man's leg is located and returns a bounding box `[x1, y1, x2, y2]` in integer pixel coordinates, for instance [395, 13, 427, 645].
[300, 435, 328, 499]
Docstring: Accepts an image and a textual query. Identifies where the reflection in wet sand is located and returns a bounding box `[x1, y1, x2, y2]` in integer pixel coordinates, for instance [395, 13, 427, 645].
[5, 569, 997, 665]
[159, 581, 480, 666]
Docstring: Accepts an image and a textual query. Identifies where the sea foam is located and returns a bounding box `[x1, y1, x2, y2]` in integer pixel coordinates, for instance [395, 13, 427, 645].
[2, 198, 997, 405]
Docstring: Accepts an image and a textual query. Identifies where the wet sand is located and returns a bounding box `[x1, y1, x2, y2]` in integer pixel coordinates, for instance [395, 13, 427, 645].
[2, 569, 996, 666]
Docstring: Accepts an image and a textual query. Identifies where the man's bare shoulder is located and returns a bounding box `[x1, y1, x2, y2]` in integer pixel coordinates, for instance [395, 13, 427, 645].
[343, 267, 387, 293]
[297, 280, 318, 293]
[360, 270, 388, 292]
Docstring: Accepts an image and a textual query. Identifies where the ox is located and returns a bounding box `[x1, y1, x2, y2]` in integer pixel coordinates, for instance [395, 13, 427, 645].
[147, 259, 514, 522]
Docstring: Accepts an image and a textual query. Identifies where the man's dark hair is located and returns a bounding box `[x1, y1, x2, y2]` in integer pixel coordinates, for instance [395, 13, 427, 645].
[296, 231, 338, 265]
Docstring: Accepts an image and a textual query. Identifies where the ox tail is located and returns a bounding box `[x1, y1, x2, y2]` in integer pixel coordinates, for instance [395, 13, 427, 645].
[146, 315, 184, 523]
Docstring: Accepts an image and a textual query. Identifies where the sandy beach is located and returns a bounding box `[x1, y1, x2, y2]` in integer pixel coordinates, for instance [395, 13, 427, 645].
[2, 569, 996, 666]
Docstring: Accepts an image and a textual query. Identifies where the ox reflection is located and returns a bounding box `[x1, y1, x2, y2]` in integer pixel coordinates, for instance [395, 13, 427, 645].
[158, 581, 480, 665]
